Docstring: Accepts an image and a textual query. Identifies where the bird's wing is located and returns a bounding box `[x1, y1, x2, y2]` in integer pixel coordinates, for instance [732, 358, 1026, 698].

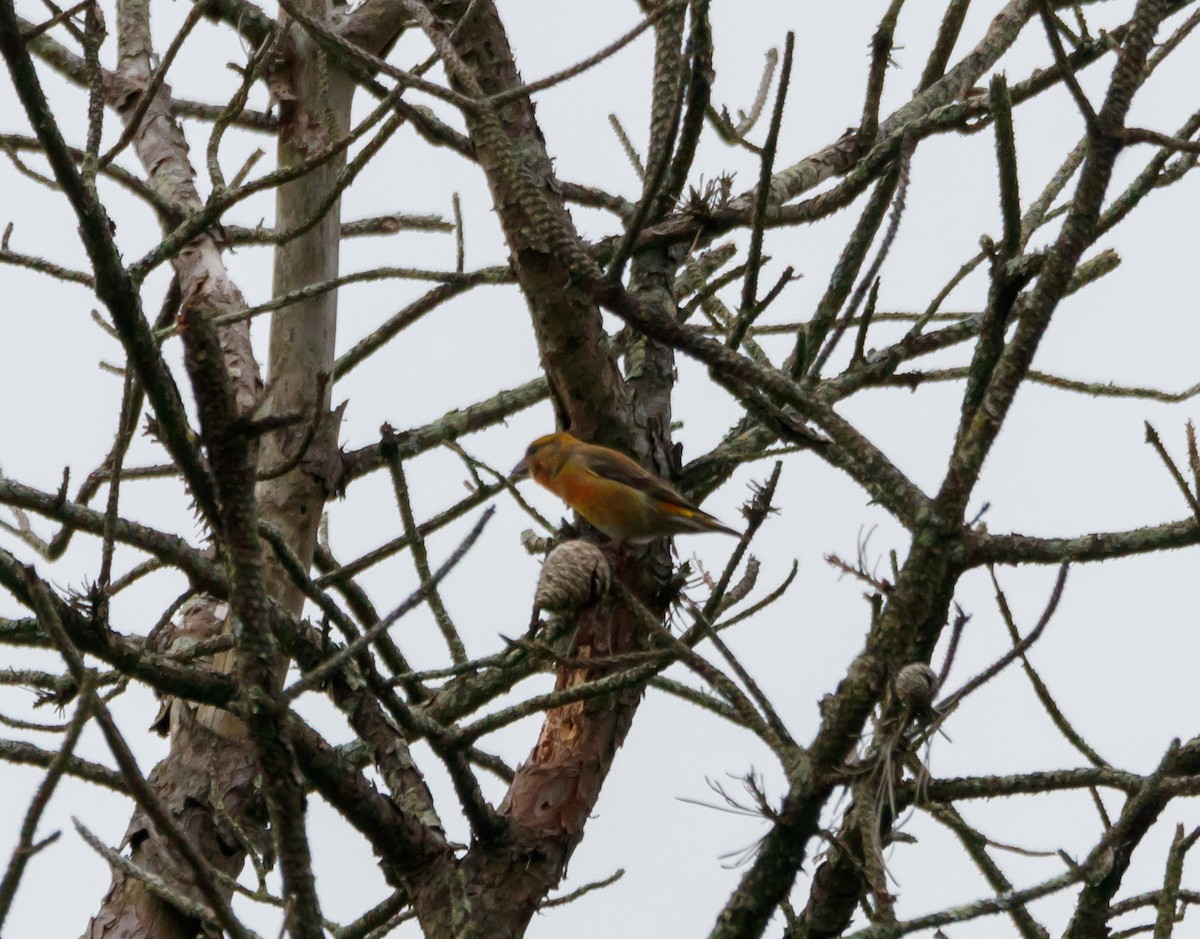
[581, 447, 698, 509]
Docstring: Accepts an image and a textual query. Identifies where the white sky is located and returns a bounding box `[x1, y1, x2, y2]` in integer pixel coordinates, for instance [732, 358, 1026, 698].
[2, 1, 1200, 936]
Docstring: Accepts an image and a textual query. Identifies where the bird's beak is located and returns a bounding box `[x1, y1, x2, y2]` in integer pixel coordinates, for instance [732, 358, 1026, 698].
[510, 456, 530, 481]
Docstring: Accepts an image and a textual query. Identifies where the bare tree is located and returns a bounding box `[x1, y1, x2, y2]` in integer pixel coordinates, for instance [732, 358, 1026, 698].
[2, 1, 1200, 937]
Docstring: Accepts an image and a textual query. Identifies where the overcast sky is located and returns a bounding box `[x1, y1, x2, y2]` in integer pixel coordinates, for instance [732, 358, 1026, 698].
[2, 2, 1200, 936]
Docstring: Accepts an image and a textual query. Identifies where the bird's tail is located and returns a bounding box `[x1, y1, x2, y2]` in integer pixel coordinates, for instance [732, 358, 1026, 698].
[666, 506, 740, 538]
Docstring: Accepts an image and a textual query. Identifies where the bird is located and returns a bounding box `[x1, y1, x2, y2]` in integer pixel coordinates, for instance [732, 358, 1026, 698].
[511, 432, 740, 543]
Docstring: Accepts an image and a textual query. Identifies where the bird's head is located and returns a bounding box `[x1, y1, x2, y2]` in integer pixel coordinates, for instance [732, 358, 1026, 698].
[511, 432, 577, 484]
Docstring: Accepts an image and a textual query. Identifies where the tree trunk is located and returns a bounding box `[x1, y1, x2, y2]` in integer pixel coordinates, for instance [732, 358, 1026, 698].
[88, 3, 353, 935]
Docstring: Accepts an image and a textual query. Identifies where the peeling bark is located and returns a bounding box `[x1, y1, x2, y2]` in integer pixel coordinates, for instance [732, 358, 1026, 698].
[86, 0, 355, 934]
[85, 2, 266, 934]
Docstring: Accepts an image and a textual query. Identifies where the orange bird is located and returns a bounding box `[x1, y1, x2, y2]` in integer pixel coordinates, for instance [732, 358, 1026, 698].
[512, 432, 740, 543]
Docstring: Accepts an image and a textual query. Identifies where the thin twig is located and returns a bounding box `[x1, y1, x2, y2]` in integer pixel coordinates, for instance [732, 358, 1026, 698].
[0, 676, 92, 930]
[18, 0, 88, 41]
[938, 565, 1069, 711]
[990, 565, 1107, 767]
[383, 443, 468, 664]
[728, 32, 794, 350]
[1145, 422, 1200, 522]
[489, 3, 684, 105]
[1038, 0, 1099, 130]
[285, 509, 493, 699]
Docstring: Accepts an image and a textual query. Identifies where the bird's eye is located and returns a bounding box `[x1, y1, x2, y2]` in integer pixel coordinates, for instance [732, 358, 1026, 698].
[526, 444, 537, 456]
